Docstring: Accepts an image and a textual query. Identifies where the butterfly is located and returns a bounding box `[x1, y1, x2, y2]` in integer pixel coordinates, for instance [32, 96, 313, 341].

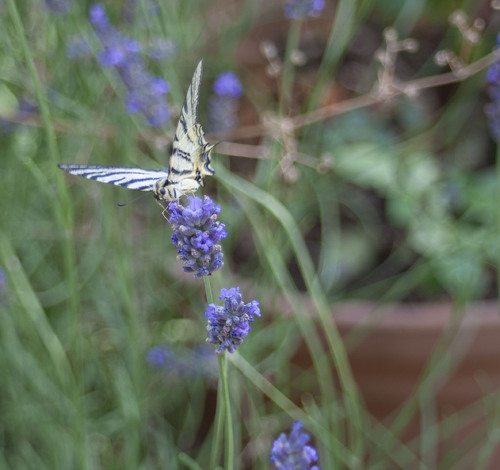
[58, 60, 215, 204]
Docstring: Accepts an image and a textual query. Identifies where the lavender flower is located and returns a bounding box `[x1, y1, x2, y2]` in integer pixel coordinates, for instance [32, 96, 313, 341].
[88, 4, 170, 128]
[147, 344, 217, 379]
[270, 421, 320, 470]
[45, 0, 72, 15]
[168, 196, 227, 278]
[213, 72, 243, 99]
[0, 267, 6, 302]
[205, 287, 261, 354]
[209, 71, 243, 133]
[486, 34, 500, 141]
[284, 0, 325, 19]
[147, 345, 171, 367]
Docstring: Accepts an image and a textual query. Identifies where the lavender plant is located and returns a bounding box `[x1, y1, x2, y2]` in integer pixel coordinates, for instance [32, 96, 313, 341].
[205, 287, 261, 353]
[270, 421, 320, 470]
[4, 1, 500, 469]
[168, 196, 227, 278]
[88, 4, 171, 128]
[208, 71, 243, 132]
[486, 33, 500, 141]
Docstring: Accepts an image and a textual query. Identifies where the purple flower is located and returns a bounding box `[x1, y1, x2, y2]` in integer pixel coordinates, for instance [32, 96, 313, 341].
[146, 344, 217, 379]
[209, 71, 243, 133]
[168, 196, 227, 278]
[270, 421, 321, 470]
[205, 287, 261, 354]
[146, 345, 171, 367]
[284, 0, 325, 19]
[486, 34, 500, 141]
[213, 72, 243, 98]
[0, 267, 6, 302]
[88, 4, 170, 128]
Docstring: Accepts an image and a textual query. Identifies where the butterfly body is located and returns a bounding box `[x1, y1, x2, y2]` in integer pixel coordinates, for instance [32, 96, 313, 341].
[59, 60, 215, 204]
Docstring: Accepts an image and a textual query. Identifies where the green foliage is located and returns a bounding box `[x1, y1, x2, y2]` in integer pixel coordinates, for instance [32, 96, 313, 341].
[0, 0, 499, 469]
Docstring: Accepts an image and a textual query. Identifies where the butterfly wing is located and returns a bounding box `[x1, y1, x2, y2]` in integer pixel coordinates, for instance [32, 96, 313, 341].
[59, 60, 215, 205]
[58, 164, 169, 192]
[169, 60, 215, 185]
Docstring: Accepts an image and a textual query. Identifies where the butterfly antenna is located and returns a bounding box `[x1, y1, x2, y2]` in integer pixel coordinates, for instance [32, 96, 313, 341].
[117, 192, 149, 207]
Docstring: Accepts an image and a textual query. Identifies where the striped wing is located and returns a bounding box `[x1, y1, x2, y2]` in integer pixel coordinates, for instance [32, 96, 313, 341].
[58, 164, 169, 192]
[169, 60, 215, 185]
[59, 59, 215, 205]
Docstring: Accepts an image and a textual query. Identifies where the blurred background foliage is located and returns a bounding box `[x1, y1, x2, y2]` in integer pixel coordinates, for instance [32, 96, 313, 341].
[1, 0, 500, 468]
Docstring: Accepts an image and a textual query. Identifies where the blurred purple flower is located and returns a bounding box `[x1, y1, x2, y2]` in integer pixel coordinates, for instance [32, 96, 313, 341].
[88, 4, 170, 128]
[0, 267, 6, 301]
[147, 344, 217, 379]
[284, 0, 325, 19]
[270, 421, 321, 470]
[205, 287, 261, 354]
[209, 71, 243, 133]
[486, 34, 500, 141]
[213, 72, 243, 98]
[168, 196, 227, 278]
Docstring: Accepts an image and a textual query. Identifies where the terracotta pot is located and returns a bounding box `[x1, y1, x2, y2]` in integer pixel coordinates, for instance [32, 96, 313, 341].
[333, 301, 500, 468]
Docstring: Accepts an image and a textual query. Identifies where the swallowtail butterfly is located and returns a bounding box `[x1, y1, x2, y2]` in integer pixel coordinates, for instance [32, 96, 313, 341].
[59, 60, 215, 204]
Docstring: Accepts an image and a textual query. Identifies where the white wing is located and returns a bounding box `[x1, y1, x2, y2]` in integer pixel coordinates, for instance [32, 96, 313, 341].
[59, 60, 215, 205]
[58, 164, 169, 192]
[168, 60, 215, 184]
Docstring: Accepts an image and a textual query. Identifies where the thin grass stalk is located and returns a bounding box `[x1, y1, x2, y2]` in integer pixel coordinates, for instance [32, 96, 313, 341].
[473, 144, 500, 469]
[306, 0, 365, 113]
[230, 191, 341, 466]
[5, 0, 79, 316]
[4, 11, 85, 464]
[368, 300, 469, 469]
[230, 353, 352, 464]
[219, 167, 366, 466]
[204, 276, 233, 469]
[220, 353, 234, 470]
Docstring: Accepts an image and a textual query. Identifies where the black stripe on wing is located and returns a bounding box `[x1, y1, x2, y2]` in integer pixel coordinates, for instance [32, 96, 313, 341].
[58, 164, 170, 192]
[171, 60, 203, 155]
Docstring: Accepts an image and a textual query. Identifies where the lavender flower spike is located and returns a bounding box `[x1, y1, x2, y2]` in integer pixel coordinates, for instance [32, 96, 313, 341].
[88, 4, 171, 128]
[486, 33, 500, 141]
[205, 287, 261, 354]
[270, 421, 321, 470]
[209, 71, 243, 133]
[168, 196, 227, 278]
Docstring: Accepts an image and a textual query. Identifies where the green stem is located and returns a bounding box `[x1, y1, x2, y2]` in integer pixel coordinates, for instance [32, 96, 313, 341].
[218, 166, 365, 467]
[210, 385, 225, 470]
[497, 143, 500, 310]
[220, 353, 234, 470]
[204, 276, 232, 469]
[6, 1, 85, 467]
[204, 276, 215, 304]
[474, 144, 500, 468]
